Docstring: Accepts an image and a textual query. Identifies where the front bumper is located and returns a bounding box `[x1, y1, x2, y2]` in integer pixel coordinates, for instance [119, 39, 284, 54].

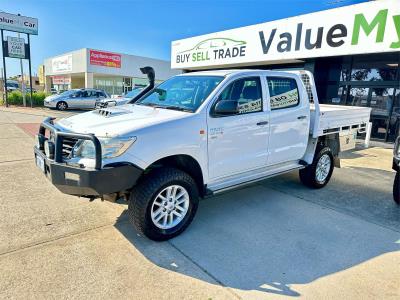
[393, 157, 399, 172]
[393, 136, 400, 172]
[34, 118, 143, 197]
[44, 101, 56, 108]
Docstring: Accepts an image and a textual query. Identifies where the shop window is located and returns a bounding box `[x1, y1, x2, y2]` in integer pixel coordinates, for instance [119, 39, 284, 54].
[350, 55, 399, 82]
[348, 87, 368, 106]
[370, 88, 394, 116]
[331, 85, 347, 105]
[388, 89, 400, 142]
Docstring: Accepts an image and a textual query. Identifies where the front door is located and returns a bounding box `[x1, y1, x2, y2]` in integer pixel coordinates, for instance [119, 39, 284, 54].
[67, 90, 83, 109]
[266, 76, 310, 166]
[207, 76, 269, 180]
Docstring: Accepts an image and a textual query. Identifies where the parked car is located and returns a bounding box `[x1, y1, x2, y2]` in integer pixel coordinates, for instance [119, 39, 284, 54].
[44, 89, 109, 110]
[95, 88, 144, 108]
[34, 68, 371, 241]
[6, 80, 19, 92]
[392, 136, 400, 204]
[23, 87, 37, 93]
[50, 88, 58, 94]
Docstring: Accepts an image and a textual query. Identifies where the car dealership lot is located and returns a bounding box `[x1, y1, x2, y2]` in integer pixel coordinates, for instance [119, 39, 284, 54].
[0, 108, 399, 299]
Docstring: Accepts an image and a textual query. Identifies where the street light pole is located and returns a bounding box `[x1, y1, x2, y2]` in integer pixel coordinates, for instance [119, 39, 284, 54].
[1, 29, 8, 107]
[18, 32, 26, 107]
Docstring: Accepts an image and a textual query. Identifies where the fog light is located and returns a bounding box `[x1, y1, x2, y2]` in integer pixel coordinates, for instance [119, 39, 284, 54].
[44, 140, 55, 159]
[35, 134, 46, 150]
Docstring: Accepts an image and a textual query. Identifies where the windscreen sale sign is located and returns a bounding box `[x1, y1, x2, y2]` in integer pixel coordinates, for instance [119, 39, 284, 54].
[171, 0, 400, 69]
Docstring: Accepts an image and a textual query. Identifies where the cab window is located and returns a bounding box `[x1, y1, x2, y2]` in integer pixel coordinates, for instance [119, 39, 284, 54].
[70, 91, 81, 98]
[81, 91, 90, 97]
[267, 77, 299, 110]
[214, 77, 262, 115]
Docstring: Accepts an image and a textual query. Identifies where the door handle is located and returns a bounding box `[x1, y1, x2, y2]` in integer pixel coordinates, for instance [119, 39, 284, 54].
[256, 121, 269, 126]
[297, 115, 307, 120]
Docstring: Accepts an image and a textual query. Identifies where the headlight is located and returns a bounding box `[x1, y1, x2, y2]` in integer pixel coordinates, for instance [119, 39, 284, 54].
[71, 136, 136, 159]
[44, 140, 55, 159]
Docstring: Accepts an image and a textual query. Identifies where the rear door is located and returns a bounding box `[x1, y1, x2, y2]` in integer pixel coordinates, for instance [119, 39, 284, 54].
[85, 90, 99, 108]
[207, 76, 270, 180]
[266, 75, 310, 166]
[79, 90, 97, 109]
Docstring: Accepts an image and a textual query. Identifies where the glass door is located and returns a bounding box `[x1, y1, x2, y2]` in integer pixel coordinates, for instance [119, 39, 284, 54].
[348, 86, 396, 141]
[369, 87, 394, 140]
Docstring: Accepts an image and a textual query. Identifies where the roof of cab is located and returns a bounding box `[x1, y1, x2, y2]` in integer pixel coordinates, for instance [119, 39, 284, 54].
[177, 69, 264, 77]
[176, 69, 302, 78]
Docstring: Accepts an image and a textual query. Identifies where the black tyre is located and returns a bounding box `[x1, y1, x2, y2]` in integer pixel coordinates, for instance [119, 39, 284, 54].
[299, 146, 334, 189]
[128, 167, 199, 241]
[393, 172, 400, 205]
[56, 101, 68, 111]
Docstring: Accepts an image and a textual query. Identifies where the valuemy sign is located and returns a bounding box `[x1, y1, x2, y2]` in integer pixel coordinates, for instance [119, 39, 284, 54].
[7, 36, 25, 59]
[0, 12, 38, 35]
[171, 0, 400, 69]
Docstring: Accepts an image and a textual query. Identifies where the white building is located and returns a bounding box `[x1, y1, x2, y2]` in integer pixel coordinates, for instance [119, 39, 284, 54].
[43, 48, 180, 95]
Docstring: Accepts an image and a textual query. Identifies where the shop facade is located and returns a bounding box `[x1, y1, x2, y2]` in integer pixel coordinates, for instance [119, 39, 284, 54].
[171, 0, 400, 142]
[43, 48, 180, 96]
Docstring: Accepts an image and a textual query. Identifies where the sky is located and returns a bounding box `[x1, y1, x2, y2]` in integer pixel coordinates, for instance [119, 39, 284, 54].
[2, 0, 369, 77]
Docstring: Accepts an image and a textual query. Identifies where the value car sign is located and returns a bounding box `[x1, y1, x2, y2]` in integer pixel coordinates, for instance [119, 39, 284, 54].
[0, 12, 38, 35]
[89, 50, 121, 68]
[171, 0, 400, 69]
[7, 36, 25, 59]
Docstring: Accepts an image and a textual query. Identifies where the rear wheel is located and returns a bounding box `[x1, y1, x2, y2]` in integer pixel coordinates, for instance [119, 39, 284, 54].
[393, 172, 400, 205]
[56, 101, 68, 111]
[128, 167, 199, 241]
[299, 146, 334, 189]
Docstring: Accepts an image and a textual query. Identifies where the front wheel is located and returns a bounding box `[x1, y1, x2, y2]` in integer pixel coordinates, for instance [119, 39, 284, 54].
[56, 101, 68, 111]
[393, 172, 400, 205]
[299, 146, 334, 189]
[128, 167, 199, 241]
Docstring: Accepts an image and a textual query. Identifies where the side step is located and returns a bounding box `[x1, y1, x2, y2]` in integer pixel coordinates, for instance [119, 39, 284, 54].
[206, 164, 304, 197]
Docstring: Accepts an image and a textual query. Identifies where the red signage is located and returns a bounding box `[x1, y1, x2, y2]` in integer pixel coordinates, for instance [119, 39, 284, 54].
[52, 75, 71, 85]
[89, 49, 121, 68]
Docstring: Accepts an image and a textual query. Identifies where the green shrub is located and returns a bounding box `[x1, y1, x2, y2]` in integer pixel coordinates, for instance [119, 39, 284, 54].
[0, 90, 49, 106]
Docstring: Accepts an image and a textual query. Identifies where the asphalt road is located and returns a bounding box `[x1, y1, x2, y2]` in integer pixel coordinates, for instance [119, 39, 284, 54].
[0, 107, 399, 299]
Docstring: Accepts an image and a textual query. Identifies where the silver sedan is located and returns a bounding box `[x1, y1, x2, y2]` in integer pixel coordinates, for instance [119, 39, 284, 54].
[44, 89, 109, 110]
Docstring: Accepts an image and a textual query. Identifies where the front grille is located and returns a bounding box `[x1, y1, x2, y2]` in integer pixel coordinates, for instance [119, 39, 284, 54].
[62, 137, 79, 159]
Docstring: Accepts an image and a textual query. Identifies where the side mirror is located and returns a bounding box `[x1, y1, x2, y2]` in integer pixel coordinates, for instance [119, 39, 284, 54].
[155, 88, 167, 101]
[214, 100, 238, 115]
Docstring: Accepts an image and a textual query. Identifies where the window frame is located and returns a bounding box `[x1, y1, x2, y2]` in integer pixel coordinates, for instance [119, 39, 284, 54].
[266, 76, 301, 111]
[210, 76, 264, 118]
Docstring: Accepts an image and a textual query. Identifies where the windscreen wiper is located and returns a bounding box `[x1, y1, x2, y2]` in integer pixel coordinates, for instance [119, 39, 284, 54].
[162, 105, 192, 112]
[138, 103, 192, 112]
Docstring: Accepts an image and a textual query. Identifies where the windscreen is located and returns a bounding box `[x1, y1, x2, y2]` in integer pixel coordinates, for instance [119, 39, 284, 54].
[125, 88, 143, 98]
[60, 90, 77, 96]
[136, 76, 224, 112]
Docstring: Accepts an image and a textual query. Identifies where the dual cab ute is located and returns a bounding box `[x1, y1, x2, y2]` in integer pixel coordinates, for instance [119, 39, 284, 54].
[34, 68, 371, 240]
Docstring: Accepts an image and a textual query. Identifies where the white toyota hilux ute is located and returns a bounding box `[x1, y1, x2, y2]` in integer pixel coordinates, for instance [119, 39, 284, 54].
[34, 68, 371, 241]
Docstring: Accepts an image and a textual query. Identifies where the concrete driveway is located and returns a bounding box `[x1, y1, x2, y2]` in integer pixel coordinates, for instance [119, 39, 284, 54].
[0, 107, 399, 299]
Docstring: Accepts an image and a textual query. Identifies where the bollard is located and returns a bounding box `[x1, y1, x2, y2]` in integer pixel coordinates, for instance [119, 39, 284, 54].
[364, 122, 372, 148]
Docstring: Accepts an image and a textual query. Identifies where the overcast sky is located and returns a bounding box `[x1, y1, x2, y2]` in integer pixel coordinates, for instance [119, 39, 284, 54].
[2, 0, 368, 77]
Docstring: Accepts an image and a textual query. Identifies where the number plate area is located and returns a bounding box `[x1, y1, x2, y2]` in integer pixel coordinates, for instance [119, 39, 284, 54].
[36, 154, 46, 173]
